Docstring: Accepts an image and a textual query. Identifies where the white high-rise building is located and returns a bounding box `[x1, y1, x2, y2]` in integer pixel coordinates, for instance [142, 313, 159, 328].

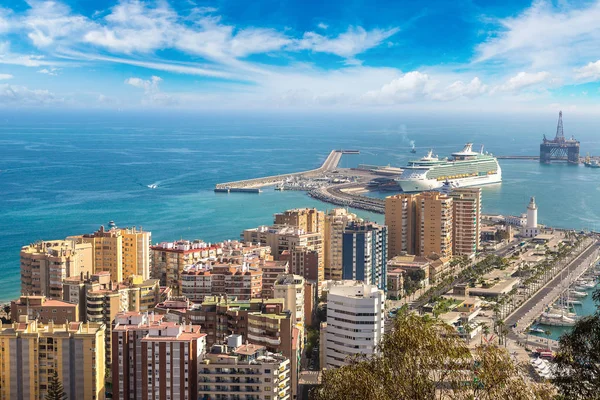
[324, 281, 385, 369]
[524, 196, 540, 238]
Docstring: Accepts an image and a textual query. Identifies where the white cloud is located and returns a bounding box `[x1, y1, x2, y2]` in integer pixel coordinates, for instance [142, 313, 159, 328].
[0, 83, 60, 105]
[574, 60, 600, 81]
[125, 75, 177, 106]
[84, 0, 176, 53]
[296, 27, 400, 58]
[125, 75, 162, 93]
[24, 0, 93, 48]
[0, 41, 60, 67]
[497, 71, 551, 92]
[0, 8, 12, 33]
[317, 22, 328, 30]
[0, 73, 12, 80]
[37, 67, 60, 76]
[363, 71, 435, 104]
[476, 1, 600, 69]
[97, 94, 118, 105]
[431, 77, 487, 101]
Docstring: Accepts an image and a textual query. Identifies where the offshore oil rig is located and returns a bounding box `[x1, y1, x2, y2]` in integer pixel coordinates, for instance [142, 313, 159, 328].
[540, 111, 580, 164]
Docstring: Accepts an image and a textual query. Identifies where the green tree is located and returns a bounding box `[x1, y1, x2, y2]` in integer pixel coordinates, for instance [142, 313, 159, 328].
[45, 370, 67, 400]
[310, 312, 554, 400]
[553, 289, 600, 399]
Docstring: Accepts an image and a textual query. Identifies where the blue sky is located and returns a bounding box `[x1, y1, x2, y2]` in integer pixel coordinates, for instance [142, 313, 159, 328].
[1, 0, 600, 111]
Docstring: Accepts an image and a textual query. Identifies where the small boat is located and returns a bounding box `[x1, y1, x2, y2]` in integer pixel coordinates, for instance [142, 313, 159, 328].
[410, 148, 417, 154]
[539, 314, 576, 326]
[569, 290, 587, 298]
[529, 327, 545, 334]
[147, 184, 158, 189]
[566, 298, 582, 305]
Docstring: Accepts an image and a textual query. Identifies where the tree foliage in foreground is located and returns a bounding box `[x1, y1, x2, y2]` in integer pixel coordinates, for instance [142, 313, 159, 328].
[553, 289, 600, 399]
[311, 312, 554, 400]
[45, 370, 68, 400]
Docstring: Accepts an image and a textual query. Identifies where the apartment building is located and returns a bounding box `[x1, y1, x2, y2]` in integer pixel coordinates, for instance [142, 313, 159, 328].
[274, 207, 324, 233]
[112, 312, 205, 400]
[342, 221, 388, 291]
[62, 271, 160, 370]
[242, 226, 323, 265]
[71, 221, 151, 282]
[198, 335, 291, 400]
[10, 295, 78, 324]
[150, 240, 222, 295]
[385, 192, 453, 259]
[179, 264, 262, 302]
[280, 246, 322, 285]
[417, 192, 453, 258]
[273, 274, 305, 331]
[20, 239, 93, 299]
[449, 187, 481, 256]
[0, 316, 105, 400]
[385, 194, 418, 258]
[261, 260, 289, 299]
[324, 281, 385, 369]
[324, 208, 358, 280]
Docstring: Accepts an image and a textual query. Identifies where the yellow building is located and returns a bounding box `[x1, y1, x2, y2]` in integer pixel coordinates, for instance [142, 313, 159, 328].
[417, 192, 453, 258]
[242, 226, 323, 264]
[449, 187, 481, 256]
[324, 208, 358, 280]
[63, 272, 160, 371]
[274, 207, 325, 233]
[150, 240, 222, 295]
[386, 192, 453, 259]
[20, 239, 93, 299]
[71, 221, 151, 283]
[0, 316, 105, 400]
[385, 194, 418, 258]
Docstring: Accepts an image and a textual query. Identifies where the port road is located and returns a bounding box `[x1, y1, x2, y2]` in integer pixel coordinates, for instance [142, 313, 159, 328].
[505, 240, 599, 347]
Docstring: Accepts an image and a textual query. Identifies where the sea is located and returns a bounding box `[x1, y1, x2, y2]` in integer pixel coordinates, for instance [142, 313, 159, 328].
[2, 110, 600, 312]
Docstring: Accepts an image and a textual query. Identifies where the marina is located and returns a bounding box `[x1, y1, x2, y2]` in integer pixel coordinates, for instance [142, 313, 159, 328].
[506, 240, 600, 348]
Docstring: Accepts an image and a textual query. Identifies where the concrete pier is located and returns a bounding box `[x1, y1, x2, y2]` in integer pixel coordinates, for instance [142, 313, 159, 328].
[214, 150, 350, 190]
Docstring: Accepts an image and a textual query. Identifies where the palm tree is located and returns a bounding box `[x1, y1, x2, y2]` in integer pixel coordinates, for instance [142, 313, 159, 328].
[479, 323, 490, 345]
[496, 320, 505, 345]
[544, 330, 552, 350]
[463, 323, 473, 344]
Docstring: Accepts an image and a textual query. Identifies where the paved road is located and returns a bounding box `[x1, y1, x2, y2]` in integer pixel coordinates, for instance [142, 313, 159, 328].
[505, 241, 599, 342]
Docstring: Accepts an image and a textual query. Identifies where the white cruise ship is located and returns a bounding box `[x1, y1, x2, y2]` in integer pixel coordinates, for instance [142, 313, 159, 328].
[396, 143, 502, 192]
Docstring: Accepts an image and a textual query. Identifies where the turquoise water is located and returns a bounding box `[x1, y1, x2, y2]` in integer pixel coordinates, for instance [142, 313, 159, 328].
[2, 111, 600, 303]
[529, 281, 599, 341]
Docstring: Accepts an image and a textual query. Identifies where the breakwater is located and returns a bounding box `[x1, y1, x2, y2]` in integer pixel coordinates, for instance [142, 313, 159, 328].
[214, 150, 352, 190]
[309, 184, 385, 213]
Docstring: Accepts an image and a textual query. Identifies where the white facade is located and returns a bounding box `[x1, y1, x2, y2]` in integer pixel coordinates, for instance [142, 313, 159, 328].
[198, 342, 291, 400]
[505, 214, 527, 227]
[524, 197, 540, 238]
[324, 281, 385, 369]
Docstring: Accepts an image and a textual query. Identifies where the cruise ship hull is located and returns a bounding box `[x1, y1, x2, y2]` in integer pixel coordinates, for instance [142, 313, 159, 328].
[397, 171, 502, 193]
